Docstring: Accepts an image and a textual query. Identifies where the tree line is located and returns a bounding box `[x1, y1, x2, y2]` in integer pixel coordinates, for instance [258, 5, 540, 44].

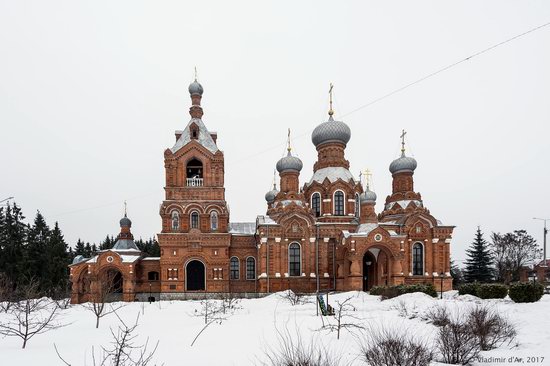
[0, 202, 159, 294]
[457, 226, 542, 285]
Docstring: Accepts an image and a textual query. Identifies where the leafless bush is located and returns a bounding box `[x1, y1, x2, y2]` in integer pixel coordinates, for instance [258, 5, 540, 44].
[390, 299, 418, 319]
[437, 321, 480, 365]
[259, 325, 341, 366]
[191, 297, 239, 346]
[84, 281, 124, 329]
[0, 279, 66, 349]
[55, 313, 161, 366]
[319, 296, 364, 340]
[219, 293, 242, 314]
[360, 326, 434, 366]
[279, 290, 309, 306]
[467, 305, 516, 351]
[423, 304, 450, 327]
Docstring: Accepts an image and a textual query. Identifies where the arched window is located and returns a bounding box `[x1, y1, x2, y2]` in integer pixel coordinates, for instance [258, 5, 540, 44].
[210, 211, 218, 231]
[412, 243, 424, 276]
[311, 192, 321, 217]
[230, 257, 240, 280]
[148, 271, 159, 281]
[334, 191, 345, 216]
[288, 243, 301, 277]
[355, 193, 360, 218]
[186, 158, 203, 179]
[190, 211, 199, 229]
[246, 257, 256, 280]
[171, 211, 180, 231]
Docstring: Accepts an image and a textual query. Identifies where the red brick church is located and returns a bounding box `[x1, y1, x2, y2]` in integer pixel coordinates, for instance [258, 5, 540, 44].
[69, 78, 454, 303]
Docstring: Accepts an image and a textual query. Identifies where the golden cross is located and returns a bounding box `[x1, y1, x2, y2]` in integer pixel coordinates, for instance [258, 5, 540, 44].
[328, 83, 334, 116]
[362, 169, 372, 189]
[400, 129, 407, 154]
[194, 66, 198, 81]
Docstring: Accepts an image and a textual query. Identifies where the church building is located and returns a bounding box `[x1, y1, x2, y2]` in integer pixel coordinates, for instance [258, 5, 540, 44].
[69, 78, 454, 303]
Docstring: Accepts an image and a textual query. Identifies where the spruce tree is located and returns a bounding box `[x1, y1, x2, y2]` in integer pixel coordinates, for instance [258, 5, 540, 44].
[74, 239, 86, 256]
[0, 203, 27, 284]
[99, 235, 115, 250]
[464, 227, 493, 283]
[46, 222, 70, 291]
[25, 211, 51, 288]
[84, 242, 92, 258]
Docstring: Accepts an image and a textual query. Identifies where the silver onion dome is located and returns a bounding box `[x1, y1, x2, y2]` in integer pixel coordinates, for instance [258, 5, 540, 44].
[276, 151, 303, 173]
[311, 116, 351, 147]
[265, 187, 279, 203]
[119, 215, 132, 228]
[360, 188, 377, 203]
[188, 80, 204, 96]
[389, 152, 417, 175]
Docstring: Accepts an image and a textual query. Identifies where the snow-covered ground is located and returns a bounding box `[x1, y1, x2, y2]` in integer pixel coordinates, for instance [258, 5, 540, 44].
[1, 292, 549, 365]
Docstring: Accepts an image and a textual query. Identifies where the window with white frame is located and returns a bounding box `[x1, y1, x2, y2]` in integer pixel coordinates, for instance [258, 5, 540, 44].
[230, 257, 240, 280]
[311, 192, 321, 217]
[334, 191, 345, 216]
[246, 257, 256, 280]
[190, 211, 199, 229]
[289, 243, 301, 277]
[412, 243, 424, 275]
[355, 193, 360, 218]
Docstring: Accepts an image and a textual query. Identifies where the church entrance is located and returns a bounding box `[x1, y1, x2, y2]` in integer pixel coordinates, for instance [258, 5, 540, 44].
[186, 260, 205, 291]
[106, 269, 123, 293]
[363, 251, 377, 291]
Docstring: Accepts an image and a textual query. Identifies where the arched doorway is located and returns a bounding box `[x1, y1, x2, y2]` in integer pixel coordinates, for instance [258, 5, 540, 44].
[363, 251, 377, 291]
[186, 260, 205, 291]
[105, 269, 123, 293]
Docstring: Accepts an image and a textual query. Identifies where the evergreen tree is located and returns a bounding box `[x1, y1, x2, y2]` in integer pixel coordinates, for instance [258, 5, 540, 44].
[450, 259, 464, 288]
[464, 227, 493, 283]
[99, 235, 115, 250]
[46, 222, 70, 291]
[84, 242, 92, 258]
[25, 211, 51, 288]
[136, 237, 160, 257]
[0, 203, 27, 284]
[74, 239, 86, 257]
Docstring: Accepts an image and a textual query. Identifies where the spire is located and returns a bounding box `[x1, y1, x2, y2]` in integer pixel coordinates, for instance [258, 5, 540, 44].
[287, 128, 292, 154]
[400, 129, 407, 156]
[328, 83, 334, 117]
[123, 200, 127, 217]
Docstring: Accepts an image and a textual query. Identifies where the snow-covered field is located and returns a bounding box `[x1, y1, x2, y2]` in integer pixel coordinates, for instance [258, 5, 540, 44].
[1, 292, 549, 365]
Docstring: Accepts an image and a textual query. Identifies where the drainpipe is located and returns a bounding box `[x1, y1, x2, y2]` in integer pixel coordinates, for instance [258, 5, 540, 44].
[266, 225, 270, 294]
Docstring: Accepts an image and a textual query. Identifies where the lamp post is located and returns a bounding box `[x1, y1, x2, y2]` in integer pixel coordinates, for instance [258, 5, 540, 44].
[440, 272, 445, 299]
[533, 218, 549, 268]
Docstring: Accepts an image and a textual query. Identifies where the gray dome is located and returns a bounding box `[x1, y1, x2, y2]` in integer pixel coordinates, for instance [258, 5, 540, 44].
[120, 215, 132, 228]
[360, 189, 377, 203]
[311, 116, 351, 147]
[276, 151, 303, 173]
[265, 188, 279, 203]
[389, 152, 417, 175]
[188, 80, 204, 96]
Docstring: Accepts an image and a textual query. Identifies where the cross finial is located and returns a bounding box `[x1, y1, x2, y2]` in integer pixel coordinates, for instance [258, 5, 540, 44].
[400, 129, 407, 155]
[362, 169, 372, 190]
[272, 169, 277, 190]
[124, 200, 127, 217]
[287, 128, 292, 153]
[194, 66, 198, 81]
[328, 83, 334, 116]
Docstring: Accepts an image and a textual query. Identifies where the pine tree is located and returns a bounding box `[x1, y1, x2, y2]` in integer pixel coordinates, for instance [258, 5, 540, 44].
[464, 227, 493, 283]
[46, 222, 70, 291]
[25, 211, 51, 288]
[99, 235, 115, 250]
[0, 203, 27, 284]
[74, 239, 86, 257]
[84, 243, 92, 258]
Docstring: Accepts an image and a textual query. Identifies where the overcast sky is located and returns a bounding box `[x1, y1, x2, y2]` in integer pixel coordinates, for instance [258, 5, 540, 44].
[1, 1, 549, 265]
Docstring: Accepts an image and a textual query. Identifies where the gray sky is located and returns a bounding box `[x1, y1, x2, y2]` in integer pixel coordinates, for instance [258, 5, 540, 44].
[1, 1, 549, 266]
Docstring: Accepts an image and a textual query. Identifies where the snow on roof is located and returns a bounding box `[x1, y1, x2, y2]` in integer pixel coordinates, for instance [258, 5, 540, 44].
[229, 222, 256, 235]
[142, 257, 160, 261]
[343, 223, 379, 238]
[112, 239, 139, 251]
[385, 200, 423, 211]
[171, 118, 218, 154]
[308, 167, 356, 185]
[120, 255, 141, 263]
[276, 200, 305, 208]
[257, 215, 277, 225]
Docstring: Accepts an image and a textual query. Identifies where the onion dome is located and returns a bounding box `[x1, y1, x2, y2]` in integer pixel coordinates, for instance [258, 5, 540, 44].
[265, 186, 279, 203]
[360, 188, 377, 203]
[389, 151, 417, 175]
[276, 150, 303, 173]
[119, 214, 132, 228]
[188, 79, 204, 96]
[311, 115, 351, 147]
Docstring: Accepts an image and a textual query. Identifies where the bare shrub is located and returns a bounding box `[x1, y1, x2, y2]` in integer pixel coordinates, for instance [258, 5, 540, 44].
[191, 297, 239, 346]
[360, 326, 433, 366]
[55, 313, 161, 366]
[279, 290, 309, 306]
[437, 321, 479, 365]
[84, 280, 124, 329]
[0, 279, 66, 349]
[467, 305, 516, 351]
[219, 292, 241, 314]
[259, 325, 340, 366]
[389, 299, 418, 319]
[423, 304, 450, 327]
[319, 296, 364, 340]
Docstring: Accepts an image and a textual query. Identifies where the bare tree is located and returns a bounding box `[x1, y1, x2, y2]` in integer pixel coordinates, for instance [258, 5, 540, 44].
[190, 297, 239, 346]
[219, 292, 241, 314]
[319, 296, 364, 340]
[279, 290, 309, 306]
[55, 313, 161, 366]
[0, 273, 15, 313]
[0, 278, 65, 349]
[492, 230, 542, 284]
[84, 280, 124, 329]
